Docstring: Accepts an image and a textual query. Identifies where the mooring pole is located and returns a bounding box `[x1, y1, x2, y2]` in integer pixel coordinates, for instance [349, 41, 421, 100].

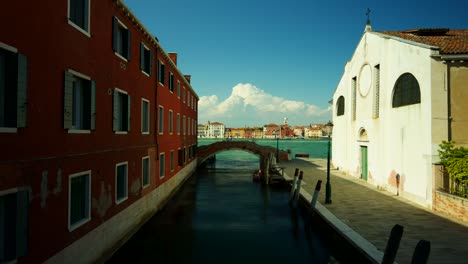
[289, 168, 299, 201]
[382, 224, 404, 264]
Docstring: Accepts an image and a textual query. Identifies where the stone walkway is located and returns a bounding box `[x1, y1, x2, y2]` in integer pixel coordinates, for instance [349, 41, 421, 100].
[278, 158, 468, 264]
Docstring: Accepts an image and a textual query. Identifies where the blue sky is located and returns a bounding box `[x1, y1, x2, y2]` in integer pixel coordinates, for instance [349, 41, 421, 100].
[125, 0, 468, 127]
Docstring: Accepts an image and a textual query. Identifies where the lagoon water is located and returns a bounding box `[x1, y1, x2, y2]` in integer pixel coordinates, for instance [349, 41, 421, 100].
[109, 139, 335, 263]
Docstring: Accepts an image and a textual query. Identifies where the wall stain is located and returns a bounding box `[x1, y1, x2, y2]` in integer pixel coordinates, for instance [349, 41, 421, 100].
[92, 181, 112, 218]
[130, 179, 141, 196]
[53, 168, 62, 195]
[40, 170, 48, 208]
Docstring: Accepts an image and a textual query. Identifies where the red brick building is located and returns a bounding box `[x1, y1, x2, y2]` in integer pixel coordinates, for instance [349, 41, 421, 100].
[0, 0, 198, 262]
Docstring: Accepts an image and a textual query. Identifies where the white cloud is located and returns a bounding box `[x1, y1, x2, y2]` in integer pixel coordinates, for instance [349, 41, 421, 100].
[198, 83, 331, 127]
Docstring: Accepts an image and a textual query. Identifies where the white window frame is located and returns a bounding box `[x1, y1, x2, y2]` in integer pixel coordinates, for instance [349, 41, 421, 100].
[142, 156, 150, 188]
[115, 161, 128, 204]
[158, 105, 164, 134]
[140, 43, 151, 77]
[67, 0, 91, 37]
[177, 81, 180, 99]
[169, 72, 174, 93]
[0, 42, 19, 133]
[68, 170, 91, 232]
[114, 87, 129, 134]
[187, 91, 190, 107]
[182, 86, 186, 102]
[141, 98, 150, 134]
[158, 60, 165, 86]
[114, 17, 129, 62]
[169, 109, 173, 134]
[177, 113, 180, 135]
[159, 153, 165, 179]
[188, 117, 191, 135]
[67, 69, 92, 134]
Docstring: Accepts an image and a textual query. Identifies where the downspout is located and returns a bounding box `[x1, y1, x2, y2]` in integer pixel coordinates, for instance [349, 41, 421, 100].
[446, 63, 452, 142]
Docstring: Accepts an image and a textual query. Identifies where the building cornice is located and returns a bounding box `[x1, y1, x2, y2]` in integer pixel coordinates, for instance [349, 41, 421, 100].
[115, 0, 198, 98]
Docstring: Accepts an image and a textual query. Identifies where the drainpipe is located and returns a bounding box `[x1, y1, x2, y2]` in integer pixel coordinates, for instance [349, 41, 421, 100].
[446, 62, 452, 142]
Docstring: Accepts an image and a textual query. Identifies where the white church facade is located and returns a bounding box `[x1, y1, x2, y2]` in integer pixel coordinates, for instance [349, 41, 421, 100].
[332, 25, 468, 208]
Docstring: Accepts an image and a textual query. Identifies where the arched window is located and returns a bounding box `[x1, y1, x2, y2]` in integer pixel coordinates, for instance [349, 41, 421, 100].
[336, 96, 345, 116]
[392, 73, 421, 108]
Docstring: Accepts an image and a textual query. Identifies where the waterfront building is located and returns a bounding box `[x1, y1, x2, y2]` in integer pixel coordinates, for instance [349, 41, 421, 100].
[332, 23, 468, 211]
[252, 127, 264, 138]
[230, 127, 245, 138]
[263, 123, 280, 139]
[0, 0, 198, 262]
[293, 126, 305, 137]
[198, 124, 207, 138]
[206, 121, 225, 138]
[306, 126, 323, 138]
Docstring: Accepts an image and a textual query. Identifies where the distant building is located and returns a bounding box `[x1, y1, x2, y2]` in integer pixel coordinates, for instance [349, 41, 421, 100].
[263, 123, 280, 139]
[306, 126, 323, 138]
[198, 124, 207, 138]
[332, 24, 468, 210]
[206, 121, 225, 138]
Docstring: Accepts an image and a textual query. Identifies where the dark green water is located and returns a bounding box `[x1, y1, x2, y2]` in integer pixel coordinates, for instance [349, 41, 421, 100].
[109, 140, 336, 263]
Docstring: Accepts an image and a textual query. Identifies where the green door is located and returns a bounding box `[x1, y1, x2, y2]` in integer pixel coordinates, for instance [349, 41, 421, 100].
[361, 146, 368, 181]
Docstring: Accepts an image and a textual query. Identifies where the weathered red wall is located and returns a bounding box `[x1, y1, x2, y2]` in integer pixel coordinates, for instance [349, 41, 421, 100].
[0, 0, 198, 262]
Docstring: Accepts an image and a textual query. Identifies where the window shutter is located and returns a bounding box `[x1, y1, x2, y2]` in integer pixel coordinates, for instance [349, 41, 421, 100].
[161, 64, 165, 84]
[112, 17, 118, 52]
[83, 0, 89, 31]
[64, 72, 74, 129]
[16, 54, 28, 128]
[126, 29, 131, 60]
[113, 89, 119, 131]
[16, 190, 29, 257]
[148, 50, 152, 76]
[127, 95, 131, 131]
[90, 80, 96, 130]
[140, 43, 144, 71]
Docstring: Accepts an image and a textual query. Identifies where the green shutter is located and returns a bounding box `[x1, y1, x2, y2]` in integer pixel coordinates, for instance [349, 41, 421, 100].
[112, 17, 118, 52]
[83, 0, 89, 31]
[113, 89, 119, 131]
[126, 29, 131, 60]
[140, 43, 144, 71]
[64, 72, 74, 129]
[16, 54, 28, 128]
[148, 50, 152, 76]
[90, 80, 96, 130]
[16, 190, 29, 257]
[127, 95, 131, 131]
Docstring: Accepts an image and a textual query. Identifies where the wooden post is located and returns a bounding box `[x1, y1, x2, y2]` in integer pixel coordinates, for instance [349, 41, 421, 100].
[382, 224, 404, 264]
[289, 168, 299, 201]
[411, 240, 430, 264]
[291, 171, 303, 208]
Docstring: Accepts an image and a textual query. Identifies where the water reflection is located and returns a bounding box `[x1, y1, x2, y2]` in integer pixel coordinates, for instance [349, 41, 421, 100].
[108, 155, 334, 263]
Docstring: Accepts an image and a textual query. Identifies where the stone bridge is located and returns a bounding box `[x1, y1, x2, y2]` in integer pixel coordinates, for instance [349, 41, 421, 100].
[197, 141, 290, 184]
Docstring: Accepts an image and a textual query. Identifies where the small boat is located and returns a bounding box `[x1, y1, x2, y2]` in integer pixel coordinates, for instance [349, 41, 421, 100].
[295, 153, 309, 158]
[252, 169, 261, 182]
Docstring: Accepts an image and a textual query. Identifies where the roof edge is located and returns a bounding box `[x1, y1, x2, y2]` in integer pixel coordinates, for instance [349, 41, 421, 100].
[371, 32, 440, 51]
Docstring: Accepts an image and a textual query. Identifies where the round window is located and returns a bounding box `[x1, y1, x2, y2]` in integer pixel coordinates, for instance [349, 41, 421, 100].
[359, 64, 372, 97]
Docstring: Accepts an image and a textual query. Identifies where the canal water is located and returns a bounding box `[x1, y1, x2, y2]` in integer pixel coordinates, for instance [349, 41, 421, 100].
[109, 139, 336, 263]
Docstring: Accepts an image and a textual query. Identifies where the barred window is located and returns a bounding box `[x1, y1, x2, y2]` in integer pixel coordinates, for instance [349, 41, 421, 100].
[392, 73, 420, 108]
[336, 96, 345, 116]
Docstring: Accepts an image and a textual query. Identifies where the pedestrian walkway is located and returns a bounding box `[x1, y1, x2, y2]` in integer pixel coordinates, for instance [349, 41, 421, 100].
[279, 158, 468, 264]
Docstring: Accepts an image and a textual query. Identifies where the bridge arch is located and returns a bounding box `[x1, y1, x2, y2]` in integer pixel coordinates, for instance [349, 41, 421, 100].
[196, 141, 289, 166]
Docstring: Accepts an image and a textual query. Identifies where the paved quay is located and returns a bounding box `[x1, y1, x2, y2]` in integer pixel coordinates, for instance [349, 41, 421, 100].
[278, 158, 468, 264]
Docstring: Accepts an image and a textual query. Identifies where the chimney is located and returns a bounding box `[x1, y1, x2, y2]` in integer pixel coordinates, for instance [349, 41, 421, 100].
[184, 75, 191, 83]
[168, 53, 177, 65]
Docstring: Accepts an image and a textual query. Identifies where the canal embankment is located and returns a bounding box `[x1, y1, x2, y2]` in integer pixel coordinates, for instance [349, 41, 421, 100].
[280, 158, 468, 264]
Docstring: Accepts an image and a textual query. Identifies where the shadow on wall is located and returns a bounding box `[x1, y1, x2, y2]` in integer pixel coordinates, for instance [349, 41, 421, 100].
[388, 170, 405, 191]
